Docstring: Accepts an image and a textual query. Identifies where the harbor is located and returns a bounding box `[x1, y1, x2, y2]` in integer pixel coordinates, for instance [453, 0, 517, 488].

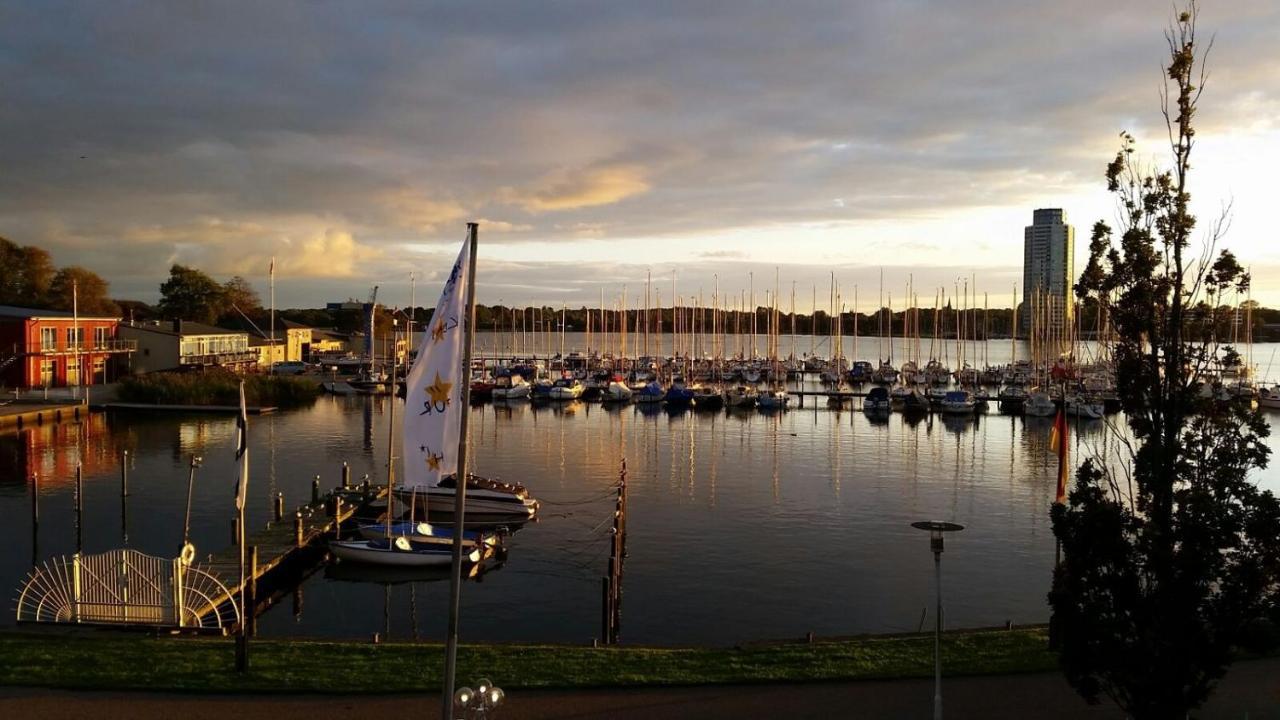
[6, 338, 1280, 646]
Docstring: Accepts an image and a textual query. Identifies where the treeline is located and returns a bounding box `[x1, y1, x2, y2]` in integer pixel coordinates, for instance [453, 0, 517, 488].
[0, 237, 119, 315]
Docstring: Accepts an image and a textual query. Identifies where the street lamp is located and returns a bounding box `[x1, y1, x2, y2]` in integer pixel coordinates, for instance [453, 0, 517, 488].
[911, 520, 964, 720]
[453, 677, 505, 719]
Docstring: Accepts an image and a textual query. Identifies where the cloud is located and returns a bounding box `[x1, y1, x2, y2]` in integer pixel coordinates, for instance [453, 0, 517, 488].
[697, 249, 747, 259]
[503, 164, 650, 213]
[0, 0, 1278, 305]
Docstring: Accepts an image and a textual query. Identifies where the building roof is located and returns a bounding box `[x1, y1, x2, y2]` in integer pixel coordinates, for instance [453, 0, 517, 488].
[0, 305, 121, 321]
[123, 320, 247, 337]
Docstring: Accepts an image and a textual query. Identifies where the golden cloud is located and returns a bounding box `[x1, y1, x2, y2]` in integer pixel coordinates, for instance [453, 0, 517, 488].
[504, 164, 650, 213]
[379, 189, 468, 232]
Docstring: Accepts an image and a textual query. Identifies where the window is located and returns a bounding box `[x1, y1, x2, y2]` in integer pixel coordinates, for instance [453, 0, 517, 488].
[65, 327, 84, 349]
[39, 360, 54, 386]
[40, 327, 56, 351]
[66, 359, 80, 385]
[92, 357, 106, 382]
[94, 327, 110, 348]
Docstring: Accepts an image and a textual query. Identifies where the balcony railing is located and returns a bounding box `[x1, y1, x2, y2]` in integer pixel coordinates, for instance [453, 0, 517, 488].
[20, 339, 138, 355]
[180, 350, 259, 366]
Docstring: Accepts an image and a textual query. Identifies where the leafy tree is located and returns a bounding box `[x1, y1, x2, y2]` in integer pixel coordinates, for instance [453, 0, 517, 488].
[1049, 5, 1280, 718]
[221, 276, 262, 316]
[48, 266, 120, 316]
[157, 264, 226, 324]
[0, 237, 55, 307]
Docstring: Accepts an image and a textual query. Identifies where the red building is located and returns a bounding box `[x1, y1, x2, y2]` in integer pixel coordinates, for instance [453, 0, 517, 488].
[0, 305, 136, 389]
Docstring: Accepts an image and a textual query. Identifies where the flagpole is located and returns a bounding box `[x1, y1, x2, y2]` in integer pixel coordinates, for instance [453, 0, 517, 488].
[235, 381, 249, 671]
[269, 257, 276, 373]
[443, 222, 479, 720]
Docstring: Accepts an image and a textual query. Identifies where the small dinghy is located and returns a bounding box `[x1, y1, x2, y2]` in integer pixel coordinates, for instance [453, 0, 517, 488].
[329, 535, 481, 567]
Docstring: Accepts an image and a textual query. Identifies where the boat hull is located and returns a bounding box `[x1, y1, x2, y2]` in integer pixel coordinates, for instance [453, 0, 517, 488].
[329, 540, 479, 567]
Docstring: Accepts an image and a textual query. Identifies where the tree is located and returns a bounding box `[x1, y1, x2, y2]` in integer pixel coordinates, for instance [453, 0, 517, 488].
[1049, 5, 1280, 718]
[48, 266, 120, 316]
[221, 276, 262, 314]
[0, 237, 55, 307]
[157, 264, 226, 324]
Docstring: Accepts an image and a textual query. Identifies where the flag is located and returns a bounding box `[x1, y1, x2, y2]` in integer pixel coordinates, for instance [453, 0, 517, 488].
[1051, 405, 1069, 504]
[234, 381, 249, 510]
[403, 237, 472, 489]
[269, 257, 275, 275]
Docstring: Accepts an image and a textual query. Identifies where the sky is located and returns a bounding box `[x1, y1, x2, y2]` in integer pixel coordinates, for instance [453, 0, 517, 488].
[1, 1, 1278, 312]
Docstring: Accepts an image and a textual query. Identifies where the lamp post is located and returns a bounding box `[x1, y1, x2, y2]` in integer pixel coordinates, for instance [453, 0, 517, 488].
[911, 520, 964, 720]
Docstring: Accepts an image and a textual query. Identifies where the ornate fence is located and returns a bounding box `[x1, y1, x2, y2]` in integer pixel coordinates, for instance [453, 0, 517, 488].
[15, 548, 239, 630]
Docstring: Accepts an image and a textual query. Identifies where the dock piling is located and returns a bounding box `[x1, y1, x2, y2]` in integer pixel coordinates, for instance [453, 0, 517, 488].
[74, 464, 83, 554]
[311, 477, 320, 504]
[342, 462, 351, 488]
[30, 472, 39, 565]
[274, 492, 284, 522]
[294, 511, 304, 547]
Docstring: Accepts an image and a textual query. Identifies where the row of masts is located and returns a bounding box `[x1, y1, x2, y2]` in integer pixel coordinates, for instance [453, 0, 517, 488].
[481, 274, 1098, 377]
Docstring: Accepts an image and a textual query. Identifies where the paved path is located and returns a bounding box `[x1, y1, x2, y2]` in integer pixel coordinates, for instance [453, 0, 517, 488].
[3, 659, 1278, 719]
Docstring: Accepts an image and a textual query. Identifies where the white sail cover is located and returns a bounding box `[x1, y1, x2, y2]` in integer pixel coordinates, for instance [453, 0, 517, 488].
[402, 239, 471, 489]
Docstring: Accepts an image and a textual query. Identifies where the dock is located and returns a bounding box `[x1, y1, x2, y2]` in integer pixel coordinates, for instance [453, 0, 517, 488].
[787, 389, 1003, 407]
[94, 402, 278, 415]
[190, 481, 389, 629]
[0, 401, 88, 430]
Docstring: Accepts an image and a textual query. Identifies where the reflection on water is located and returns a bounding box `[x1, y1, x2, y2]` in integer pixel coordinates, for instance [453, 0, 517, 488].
[3, 383, 1279, 646]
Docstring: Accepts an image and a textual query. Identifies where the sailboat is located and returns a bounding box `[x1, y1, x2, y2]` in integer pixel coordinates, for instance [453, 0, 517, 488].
[393, 229, 540, 526]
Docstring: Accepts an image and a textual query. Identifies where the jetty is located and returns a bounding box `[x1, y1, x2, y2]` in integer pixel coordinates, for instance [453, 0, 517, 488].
[190, 477, 389, 630]
[93, 402, 278, 415]
[0, 400, 88, 430]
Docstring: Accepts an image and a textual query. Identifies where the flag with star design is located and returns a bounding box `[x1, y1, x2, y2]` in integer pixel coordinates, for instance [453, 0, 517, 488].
[402, 236, 471, 488]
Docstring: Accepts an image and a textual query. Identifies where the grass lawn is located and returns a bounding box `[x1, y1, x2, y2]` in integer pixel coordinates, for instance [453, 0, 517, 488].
[0, 627, 1057, 694]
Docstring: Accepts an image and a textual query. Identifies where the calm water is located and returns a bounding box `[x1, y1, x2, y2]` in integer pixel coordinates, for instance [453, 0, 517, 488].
[3, 337, 1279, 646]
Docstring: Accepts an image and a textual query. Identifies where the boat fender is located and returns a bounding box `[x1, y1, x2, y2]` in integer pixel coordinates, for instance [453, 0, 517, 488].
[179, 543, 196, 566]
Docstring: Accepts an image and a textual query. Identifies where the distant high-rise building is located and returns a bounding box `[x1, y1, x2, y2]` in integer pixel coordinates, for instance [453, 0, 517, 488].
[1021, 208, 1074, 336]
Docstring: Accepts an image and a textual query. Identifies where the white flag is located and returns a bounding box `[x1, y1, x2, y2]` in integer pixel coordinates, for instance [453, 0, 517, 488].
[233, 381, 249, 510]
[402, 238, 471, 488]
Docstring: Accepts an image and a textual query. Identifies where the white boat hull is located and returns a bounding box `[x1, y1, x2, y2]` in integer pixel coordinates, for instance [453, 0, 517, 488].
[329, 540, 479, 567]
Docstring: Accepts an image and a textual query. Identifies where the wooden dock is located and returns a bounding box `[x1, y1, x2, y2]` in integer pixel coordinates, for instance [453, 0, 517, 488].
[0, 401, 88, 431]
[787, 389, 1002, 407]
[191, 482, 388, 629]
[94, 402, 278, 415]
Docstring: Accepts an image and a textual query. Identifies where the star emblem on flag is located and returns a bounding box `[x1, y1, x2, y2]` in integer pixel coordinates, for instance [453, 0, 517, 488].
[432, 318, 447, 343]
[426, 450, 444, 471]
[427, 372, 453, 407]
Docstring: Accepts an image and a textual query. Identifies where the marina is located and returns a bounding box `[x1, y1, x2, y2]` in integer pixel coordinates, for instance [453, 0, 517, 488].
[6, 336, 1280, 646]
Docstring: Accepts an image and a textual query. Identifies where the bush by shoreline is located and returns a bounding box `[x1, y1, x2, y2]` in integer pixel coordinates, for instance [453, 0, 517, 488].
[117, 370, 319, 409]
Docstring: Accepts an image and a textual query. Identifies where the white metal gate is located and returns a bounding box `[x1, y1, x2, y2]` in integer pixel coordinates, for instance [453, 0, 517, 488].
[15, 548, 240, 630]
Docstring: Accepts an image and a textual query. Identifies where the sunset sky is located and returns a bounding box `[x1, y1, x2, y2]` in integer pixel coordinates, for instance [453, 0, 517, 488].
[2, 1, 1278, 311]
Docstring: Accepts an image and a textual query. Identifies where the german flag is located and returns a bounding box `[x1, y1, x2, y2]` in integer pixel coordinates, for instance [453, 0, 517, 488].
[1050, 406, 1069, 504]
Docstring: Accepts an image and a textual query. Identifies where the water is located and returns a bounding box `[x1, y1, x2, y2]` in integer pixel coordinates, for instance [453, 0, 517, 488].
[3, 337, 1279, 646]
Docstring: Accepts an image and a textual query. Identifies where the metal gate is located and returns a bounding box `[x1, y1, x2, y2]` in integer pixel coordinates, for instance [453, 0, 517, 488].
[15, 548, 240, 630]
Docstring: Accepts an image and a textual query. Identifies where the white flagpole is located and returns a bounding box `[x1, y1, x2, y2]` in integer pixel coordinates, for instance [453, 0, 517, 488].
[442, 222, 479, 720]
[235, 381, 249, 671]
[269, 257, 276, 372]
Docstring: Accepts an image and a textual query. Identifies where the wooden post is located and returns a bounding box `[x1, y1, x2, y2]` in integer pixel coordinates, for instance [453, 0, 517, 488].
[120, 450, 129, 545]
[334, 497, 343, 540]
[311, 477, 321, 505]
[600, 576, 611, 644]
[294, 511, 304, 546]
[75, 463, 83, 554]
[30, 472, 39, 565]
[274, 492, 284, 522]
[248, 545, 258, 638]
[342, 461, 351, 488]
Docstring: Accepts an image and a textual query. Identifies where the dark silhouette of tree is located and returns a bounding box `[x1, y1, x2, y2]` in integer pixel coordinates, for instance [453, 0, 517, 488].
[221, 276, 262, 316]
[48, 266, 120, 316]
[157, 264, 226, 324]
[0, 237, 55, 307]
[1050, 5, 1280, 718]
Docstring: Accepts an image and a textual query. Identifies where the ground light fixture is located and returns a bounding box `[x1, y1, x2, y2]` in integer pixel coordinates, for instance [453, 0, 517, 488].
[911, 520, 964, 720]
[454, 677, 505, 719]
